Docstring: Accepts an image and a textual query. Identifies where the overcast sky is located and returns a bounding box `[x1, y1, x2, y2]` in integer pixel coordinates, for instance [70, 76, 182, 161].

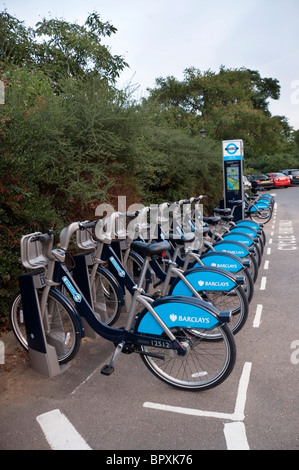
[3, 0, 299, 130]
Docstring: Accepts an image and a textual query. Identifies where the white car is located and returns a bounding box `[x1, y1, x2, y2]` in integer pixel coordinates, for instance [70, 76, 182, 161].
[243, 175, 251, 190]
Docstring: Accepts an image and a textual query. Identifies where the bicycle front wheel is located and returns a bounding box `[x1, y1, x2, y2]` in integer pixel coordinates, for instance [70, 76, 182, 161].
[140, 324, 236, 391]
[9, 290, 81, 364]
[91, 267, 123, 325]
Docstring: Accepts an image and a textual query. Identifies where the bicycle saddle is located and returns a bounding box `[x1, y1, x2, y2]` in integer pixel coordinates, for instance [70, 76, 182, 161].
[131, 240, 171, 258]
[168, 232, 195, 245]
[203, 216, 221, 225]
[213, 208, 231, 215]
[227, 199, 242, 205]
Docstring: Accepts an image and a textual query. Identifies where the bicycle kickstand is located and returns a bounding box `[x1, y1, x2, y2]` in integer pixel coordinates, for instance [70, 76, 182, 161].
[101, 341, 125, 376]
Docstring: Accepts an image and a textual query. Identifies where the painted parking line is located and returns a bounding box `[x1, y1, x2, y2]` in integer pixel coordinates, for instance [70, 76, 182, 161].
[223, 422, 249, 450]
[36, 409, 91, 450]
[144, 362, 252, 449]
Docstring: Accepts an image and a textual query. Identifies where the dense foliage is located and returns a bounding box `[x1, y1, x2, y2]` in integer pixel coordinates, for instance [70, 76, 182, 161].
[0, 10, 299, 326]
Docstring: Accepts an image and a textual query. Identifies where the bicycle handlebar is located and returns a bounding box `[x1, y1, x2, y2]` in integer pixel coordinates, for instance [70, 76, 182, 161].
[30, 230, 54, 243]
[78, 221, 97, 230]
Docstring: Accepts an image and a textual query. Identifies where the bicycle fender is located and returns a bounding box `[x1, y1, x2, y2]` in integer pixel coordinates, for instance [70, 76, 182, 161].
[169, 266, 238, 296]
[50, 287, 85, 338]
[135, 295, 221, 335]
[197, 251, 245, 273]
[97, 265, 125, 305]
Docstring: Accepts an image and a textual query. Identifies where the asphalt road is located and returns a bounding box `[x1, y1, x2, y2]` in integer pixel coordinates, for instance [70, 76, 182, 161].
[0, 186, 298, 452]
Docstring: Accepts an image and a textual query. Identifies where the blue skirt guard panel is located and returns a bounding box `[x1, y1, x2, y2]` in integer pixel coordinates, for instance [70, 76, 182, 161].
[195, 251, 245, 273]
[229, 226, 258, 238]
[235, 220, 261, 230]
[222, 232, 255, 247]
[136, 296, 220, 335]
[250, 202, 269, 212]
[169, 266, 237, 296]
[209, 240, 251, 258]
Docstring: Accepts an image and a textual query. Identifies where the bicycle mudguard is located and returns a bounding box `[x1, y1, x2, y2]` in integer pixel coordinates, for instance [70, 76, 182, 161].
[195, 251, 246, 273]
[210, 240, 252, 259]
[50, 287, 85, 338]
[135, 295, 225, 335]
[169, 266, 240, 297]
[97, 265, 125, 305]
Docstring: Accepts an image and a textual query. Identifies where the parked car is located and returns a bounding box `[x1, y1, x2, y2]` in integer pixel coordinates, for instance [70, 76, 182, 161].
[243, 175, 251, 190]
[266, 172, 291, 188]
[280, 169, 299, 184]
[246, 174, 274, 191]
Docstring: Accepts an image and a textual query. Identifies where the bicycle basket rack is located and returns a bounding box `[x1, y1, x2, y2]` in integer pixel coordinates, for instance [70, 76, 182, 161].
[76, 225, 99, 250]
[20, 232, 53, 269]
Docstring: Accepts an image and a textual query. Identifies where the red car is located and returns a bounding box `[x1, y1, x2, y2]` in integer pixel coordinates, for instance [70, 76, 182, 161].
[266, 172, 290, 188]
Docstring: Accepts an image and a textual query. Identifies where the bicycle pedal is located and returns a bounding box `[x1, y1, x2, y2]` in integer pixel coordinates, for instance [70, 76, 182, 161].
[101, 364, 115, 376]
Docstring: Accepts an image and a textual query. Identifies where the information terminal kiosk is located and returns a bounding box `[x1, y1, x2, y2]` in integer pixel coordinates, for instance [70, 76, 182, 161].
[222, 139, 244, 221]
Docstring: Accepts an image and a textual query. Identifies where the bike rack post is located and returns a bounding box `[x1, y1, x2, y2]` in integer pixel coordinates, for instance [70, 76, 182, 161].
[19, 271, 68, 376]
[72, 252, 98, 339]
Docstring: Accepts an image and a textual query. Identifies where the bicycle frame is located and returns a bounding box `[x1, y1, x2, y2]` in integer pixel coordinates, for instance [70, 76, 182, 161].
[58, 253, 228, 356]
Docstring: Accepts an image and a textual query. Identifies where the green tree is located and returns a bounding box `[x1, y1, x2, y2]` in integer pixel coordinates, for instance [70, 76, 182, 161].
[145, 67, 292, 158]
[0, 10, 35, 66]
[0, 10, 128, 83]
[33, 13, 128, 82]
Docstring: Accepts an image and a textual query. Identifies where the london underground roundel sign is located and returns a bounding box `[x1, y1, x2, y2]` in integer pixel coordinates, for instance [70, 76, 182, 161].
[222, 139, 243, 161]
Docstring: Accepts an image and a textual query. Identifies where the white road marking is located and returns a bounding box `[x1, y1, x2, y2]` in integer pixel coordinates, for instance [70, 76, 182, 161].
[253, 304, 263, 328]
[144, 362, 252, 449]
[260, 276, 267, 290]
[267, 247, 271, 255]
[36, 409, 91, 450]
[224, 422, 250, 450]
[264, 260, 269, 270]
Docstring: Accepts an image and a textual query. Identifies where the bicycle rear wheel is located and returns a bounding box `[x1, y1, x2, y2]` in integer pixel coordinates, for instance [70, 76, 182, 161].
[250, 207, 272, 224]
[140, 324, 236, 391]
[9, 289, 81, 364]
[199, 285, 249, 337]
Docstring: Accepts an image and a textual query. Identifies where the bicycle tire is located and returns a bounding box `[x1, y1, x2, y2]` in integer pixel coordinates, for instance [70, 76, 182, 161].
[126, 251, 152, 291]
[248, 252, 259, 283]
[198, 284, 249, 337]
[249, 207, 272, 224]
[242, 268, 254, 303]
[9, 289, 81, 364]
[140, 323, 236, 391]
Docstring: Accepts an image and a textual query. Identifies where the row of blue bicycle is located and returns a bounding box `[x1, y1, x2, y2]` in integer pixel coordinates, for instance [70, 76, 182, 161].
[10, 191, 274, 391]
